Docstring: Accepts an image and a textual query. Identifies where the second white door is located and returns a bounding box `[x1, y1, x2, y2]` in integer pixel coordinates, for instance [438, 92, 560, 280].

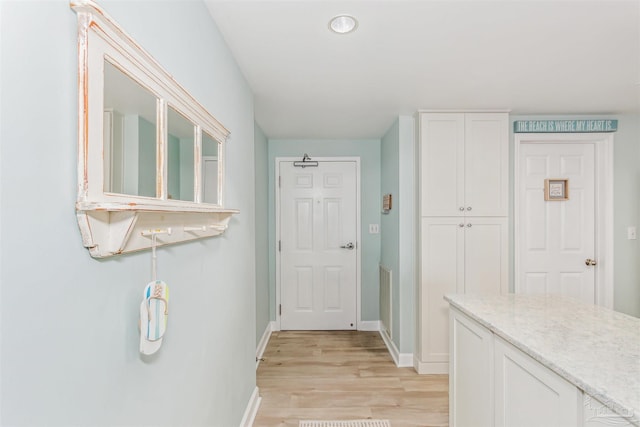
[517, 142, 596, 303]
[279, 160, 358, 330]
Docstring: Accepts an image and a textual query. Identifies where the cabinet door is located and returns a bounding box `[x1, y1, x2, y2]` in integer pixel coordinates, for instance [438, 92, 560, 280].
[495, 337, 580, 427]
[450, 308, 494, 427]
[420, 113, 465, 216]
[465, 113, 509, 216]
[418, 218, 464, 371]
[464, 217, 508, 295]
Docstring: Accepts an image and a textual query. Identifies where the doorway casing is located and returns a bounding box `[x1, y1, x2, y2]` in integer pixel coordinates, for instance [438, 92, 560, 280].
[514, 133, 614, 308]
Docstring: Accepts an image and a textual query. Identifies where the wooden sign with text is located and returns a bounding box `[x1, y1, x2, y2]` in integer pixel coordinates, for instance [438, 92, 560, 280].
[514, 120, 618, 133]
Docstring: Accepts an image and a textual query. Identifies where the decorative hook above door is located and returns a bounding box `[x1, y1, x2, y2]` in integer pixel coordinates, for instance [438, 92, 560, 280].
[293, 153, 319, 168]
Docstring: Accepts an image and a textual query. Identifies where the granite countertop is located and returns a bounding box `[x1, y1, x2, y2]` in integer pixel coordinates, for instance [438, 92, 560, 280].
[444, 293, 640, 424]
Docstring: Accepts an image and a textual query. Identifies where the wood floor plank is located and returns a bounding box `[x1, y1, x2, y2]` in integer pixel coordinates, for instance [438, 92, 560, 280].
[254, 331, 449, 426]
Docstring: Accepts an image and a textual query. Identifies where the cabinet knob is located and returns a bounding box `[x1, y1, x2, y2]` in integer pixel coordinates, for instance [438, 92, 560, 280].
[467, 206, 472, 211]
[467, 223, 472, 227]
[459, 223, 465, 228]
[459, 207, 465, 211]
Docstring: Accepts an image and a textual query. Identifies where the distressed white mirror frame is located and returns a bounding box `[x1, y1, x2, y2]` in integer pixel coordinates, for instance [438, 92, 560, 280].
[71, 0, 238, 258]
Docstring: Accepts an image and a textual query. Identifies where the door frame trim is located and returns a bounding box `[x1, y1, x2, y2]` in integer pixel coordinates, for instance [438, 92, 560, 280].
[275, 157, 362, 330]
[514, 133, 614, 308]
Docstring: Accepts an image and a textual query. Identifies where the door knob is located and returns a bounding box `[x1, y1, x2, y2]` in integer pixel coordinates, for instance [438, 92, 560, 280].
[340, 242, 355, 250]
[585, 258, 597, 266]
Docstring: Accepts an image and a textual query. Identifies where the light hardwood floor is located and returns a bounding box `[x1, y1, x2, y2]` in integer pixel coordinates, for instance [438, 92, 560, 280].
[254, 331, 449, 427]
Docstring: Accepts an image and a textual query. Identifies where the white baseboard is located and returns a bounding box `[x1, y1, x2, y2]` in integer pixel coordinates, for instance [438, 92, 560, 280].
[239, 386, 261, 427]
[256, 322, 273, 369]
[359, 321, 413, 368]
[397, 352, 414, 367]
[379, 329, 413, 368]
[358, 320, 381, 331]
[270, 320, 280, 332]
[413, 355, 448, 374]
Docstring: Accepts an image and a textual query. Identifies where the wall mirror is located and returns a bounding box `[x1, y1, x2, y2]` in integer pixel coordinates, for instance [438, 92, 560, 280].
[103, 59, 158, 198]
[72, 0, 237, 258]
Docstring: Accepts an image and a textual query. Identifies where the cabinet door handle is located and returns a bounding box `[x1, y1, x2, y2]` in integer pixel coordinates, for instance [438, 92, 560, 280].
[459, 223, 465, 228]
[459, 207, 465, 211]
[467, 206, 472, 211]
[466, 223, 472, 227]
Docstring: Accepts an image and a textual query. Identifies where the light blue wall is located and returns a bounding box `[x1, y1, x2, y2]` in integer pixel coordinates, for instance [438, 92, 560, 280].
[0, 1, 256, 426]
[510, 114, 640, 317]
[380, 116, 416, 354]
[397, 116, 416, 353]
[255, 124, 270, 344]
[380, 120, 400, 340]
[267, 139, 381, 323]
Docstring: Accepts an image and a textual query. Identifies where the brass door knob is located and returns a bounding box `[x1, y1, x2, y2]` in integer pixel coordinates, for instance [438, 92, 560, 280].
[585, 258, 597, 266]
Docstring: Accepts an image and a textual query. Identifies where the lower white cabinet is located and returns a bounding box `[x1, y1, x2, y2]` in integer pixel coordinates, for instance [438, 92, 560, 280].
[450, 309, 494, 427]
[416, 217, 507, 374]
[449, 308, 635, 427]
[494, 336, 581, 427]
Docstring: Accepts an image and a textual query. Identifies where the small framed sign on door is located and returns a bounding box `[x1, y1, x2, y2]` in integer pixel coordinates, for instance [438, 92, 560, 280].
[544, 179, 569, 201]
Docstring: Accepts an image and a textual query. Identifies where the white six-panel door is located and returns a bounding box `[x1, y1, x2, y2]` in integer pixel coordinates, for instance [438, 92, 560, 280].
[279, 160, 358, 330]
[517, 142, 596, 303]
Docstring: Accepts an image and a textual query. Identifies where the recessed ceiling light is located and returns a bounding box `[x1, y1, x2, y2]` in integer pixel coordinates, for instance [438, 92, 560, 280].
[329, 15, 358, 34]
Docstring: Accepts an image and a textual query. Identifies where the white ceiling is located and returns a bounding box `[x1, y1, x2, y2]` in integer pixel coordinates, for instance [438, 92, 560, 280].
[205, 1, 640, 139]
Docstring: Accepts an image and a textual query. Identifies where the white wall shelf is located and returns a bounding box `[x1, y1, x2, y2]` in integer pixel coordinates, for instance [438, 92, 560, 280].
[77, 206, 238, 258]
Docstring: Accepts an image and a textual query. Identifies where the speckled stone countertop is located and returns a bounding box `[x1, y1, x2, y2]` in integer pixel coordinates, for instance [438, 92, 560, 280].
[444, 293, 640, 424]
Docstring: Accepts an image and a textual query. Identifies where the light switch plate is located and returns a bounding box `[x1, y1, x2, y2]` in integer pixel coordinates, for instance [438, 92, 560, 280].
[628, 226, 637, 240]
[369, 224, 379, 234]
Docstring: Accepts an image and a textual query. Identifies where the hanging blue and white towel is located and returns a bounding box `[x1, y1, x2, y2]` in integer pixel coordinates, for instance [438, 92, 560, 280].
[139, 280, 169, 355]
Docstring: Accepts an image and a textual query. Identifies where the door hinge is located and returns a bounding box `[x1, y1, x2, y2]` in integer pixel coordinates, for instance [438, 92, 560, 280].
[278, 240, 281, 252]
[279, 304, 282, 316]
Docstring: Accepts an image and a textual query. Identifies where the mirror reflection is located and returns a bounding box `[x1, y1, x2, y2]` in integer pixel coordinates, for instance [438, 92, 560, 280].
[102, 60, 222, 205]
[202, 131, 219, 204]
[103, 60, 157, 197]
[167, 106, 195, 201]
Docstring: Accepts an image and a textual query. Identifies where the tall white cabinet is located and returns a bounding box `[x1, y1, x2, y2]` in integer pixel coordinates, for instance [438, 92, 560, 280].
[415, 112, 509, 374]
